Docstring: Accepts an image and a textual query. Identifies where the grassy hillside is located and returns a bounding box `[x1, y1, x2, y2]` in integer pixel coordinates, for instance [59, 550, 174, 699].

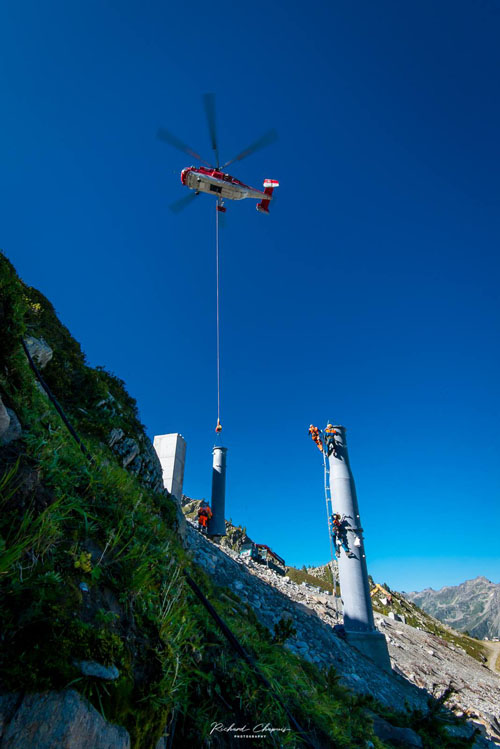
[286, 566, 337, 594]
[0, 252, 477, 748]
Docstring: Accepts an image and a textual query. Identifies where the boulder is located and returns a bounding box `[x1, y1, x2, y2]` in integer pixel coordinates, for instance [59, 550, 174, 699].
[0, 405, 22, 445]
[118, 438, 140, 468]
[388, 612, 403, 622]
[0, 690, 130, 748]
[75, 661, 120, 680]
[368, 712, 423, 747]
[25, 336, 53, 369]
[0, 397, 11, 440]
[107, 429, 165, 495]
[108, 428, 124, 448]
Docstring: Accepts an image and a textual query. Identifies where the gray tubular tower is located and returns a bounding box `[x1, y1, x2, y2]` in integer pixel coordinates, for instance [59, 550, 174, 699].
[208, 445, 227, 537]
[328, 425, 391, 672]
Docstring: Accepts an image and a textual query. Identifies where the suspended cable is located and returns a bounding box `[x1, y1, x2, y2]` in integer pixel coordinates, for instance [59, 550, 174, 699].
[21, 338, 94, 464]
[215, 202, 222, 434]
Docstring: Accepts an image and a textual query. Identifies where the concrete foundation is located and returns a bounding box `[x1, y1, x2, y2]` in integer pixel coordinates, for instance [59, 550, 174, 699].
[328, 425, 391, 673]
[153, 433, 186, 501]
[208, 446, 227, 537]
[345, 631, 392, 673]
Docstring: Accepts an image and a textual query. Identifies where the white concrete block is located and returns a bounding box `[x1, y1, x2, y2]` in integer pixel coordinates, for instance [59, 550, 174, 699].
[153, 433, 186, 501]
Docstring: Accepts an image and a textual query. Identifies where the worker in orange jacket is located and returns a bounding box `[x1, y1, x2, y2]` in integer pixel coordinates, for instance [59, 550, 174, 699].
[308, 424, 323, 452]
[198, 501, 213, 534]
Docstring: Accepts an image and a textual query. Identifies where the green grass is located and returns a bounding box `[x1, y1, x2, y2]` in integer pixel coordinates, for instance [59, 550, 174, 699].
[286, 566, 336, 594]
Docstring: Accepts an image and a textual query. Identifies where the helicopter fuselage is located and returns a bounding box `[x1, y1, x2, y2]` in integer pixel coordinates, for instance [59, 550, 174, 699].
[181, 166, 273, 202]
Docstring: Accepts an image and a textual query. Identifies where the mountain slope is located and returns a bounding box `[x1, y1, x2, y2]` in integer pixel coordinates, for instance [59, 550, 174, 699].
[305, 565, 489, 663]
[2, 251, 497, 747]
[0, 252, 420, 748]
[185, 521, 500, 745]
[405, 577, 500, 640]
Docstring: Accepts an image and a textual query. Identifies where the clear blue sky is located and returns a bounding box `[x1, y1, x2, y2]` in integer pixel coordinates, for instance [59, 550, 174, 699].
[1, 0, 499, 592]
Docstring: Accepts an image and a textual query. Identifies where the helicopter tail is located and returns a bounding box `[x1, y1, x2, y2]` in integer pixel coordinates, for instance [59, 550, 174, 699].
[256, 179, 279, 214]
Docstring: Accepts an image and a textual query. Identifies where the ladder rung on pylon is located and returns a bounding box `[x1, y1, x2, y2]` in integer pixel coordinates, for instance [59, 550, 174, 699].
[322, 448, 341, 617]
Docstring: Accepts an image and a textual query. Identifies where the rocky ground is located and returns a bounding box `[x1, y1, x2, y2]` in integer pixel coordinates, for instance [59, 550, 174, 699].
[380, 615, 500, 741]
[186, 519, 500, 746]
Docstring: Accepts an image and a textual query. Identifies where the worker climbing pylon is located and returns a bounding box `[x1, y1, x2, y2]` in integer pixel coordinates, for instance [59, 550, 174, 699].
[330, 513, 355, 558]
[215, 418, 222, 434]
[198, 500, 213, 534]
[308, 424, 324, 452]
[324, 423, 338, 457]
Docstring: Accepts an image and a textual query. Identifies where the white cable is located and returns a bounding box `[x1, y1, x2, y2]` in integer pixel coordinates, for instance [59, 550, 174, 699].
[216, 203, 221, 429]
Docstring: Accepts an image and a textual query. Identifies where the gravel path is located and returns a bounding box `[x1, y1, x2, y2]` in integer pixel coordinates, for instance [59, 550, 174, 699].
[483, 641, 500, 674]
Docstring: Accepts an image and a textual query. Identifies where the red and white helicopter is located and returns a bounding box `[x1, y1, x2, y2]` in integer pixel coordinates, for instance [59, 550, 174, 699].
[158, 94, 279, 214]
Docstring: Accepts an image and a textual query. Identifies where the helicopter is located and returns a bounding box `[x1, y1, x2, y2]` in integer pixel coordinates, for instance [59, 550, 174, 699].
[158, 94, 279, 214]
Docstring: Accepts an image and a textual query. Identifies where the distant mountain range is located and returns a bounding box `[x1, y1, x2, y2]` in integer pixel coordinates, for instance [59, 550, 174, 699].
[404, 576, 500, 640]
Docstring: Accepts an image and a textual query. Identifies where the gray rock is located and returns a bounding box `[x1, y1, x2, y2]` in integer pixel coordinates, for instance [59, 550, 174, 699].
[119, 438, 140, 468]
[175, 505, 187, 542]
[108, 429, 165, 496]
[368, 713, 423, 747]
[0, 694, 21, 736]
[25, 336, 53, 369]
[0, 689, 130, 748]
[443, 722, 478, 739]
[0, 408, 22, 445]
[75, 661, 120, 680]
[388, 612, 403, 622]
[108, 428, 125, 448]
[138, 439, 165, 493]
[0, 398, 11, 440]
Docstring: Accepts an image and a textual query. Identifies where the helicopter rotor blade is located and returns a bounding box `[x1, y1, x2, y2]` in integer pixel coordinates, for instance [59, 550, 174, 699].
[222, 129, 278, 169]
[203, 93, 220, 168]
[169, 191, 199, 214]
[157, 127, 214, 168]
